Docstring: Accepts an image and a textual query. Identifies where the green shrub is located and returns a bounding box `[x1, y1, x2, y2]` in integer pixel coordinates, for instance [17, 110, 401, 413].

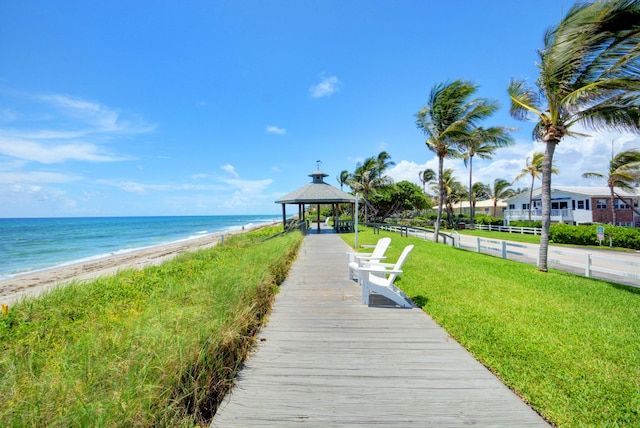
[510, 220, 542, 228]
[474, 214, 503, 226]
[549, 224, 640, 250]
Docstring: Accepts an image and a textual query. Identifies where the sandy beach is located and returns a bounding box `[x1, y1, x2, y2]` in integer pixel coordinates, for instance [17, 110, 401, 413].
[0, 228, 254, 306]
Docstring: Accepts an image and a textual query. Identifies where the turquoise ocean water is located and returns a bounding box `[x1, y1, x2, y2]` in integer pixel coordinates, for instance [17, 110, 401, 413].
[0, 215, 279, 280]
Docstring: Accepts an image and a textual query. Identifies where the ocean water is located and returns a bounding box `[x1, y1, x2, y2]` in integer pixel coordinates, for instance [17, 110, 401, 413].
[0, 215, 279, 280]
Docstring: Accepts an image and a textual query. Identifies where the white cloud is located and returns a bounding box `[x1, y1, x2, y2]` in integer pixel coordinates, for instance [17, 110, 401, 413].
[266, 125, 286, 135]
[388, 159, 438, 186]
[388, 127, 640, 195]
[97, 180, 226, 195]
[39, 94, 156, 134]
[221, 163, 239, 178]
[309, 74, 341, 98]
[191, 173, 209, 180]
[0, 108, 18, 122]
[222, 178, 274, 194]
[0, 138, 133, 164]
[0, 171, 81, 184]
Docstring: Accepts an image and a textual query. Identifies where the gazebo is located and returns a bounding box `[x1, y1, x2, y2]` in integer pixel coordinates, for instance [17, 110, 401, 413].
[275, 169, 356, 233]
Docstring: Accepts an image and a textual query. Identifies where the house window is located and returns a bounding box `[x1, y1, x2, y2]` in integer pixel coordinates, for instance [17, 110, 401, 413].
[509, 204, 515, 209]
[551, 201, 568, 210]
[522, 203, 530, 210]
[614, 200, 630, 210]
[577, 200, 585, 209]
[596, 199, 607, 209]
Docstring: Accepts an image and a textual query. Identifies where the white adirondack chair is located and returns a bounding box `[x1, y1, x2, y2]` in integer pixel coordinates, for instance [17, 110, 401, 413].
[346, 237, 391, 281]
[359, 244, 414, 308]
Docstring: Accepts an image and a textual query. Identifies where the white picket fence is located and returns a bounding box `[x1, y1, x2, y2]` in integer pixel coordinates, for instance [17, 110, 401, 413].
[371, 223, 640, 286]
[469, 237, 640, 284]
[470, 224, 542, 235]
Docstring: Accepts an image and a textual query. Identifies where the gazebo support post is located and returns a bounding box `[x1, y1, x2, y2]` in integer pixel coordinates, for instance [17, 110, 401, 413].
[281, 204, 287, 231]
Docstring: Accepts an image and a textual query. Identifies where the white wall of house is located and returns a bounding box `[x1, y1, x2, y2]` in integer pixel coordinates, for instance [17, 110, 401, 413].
[504, 186, 640, 226]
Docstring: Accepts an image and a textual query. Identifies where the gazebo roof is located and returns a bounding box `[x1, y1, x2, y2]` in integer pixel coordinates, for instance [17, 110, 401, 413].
[275, 169, 356, 204]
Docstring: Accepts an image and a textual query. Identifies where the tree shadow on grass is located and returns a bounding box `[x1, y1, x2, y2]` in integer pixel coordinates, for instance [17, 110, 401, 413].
[411, 295, 429, 308]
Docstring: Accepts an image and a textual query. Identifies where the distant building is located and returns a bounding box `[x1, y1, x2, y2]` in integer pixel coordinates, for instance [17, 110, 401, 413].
[504, 186, 640, 227]
[450, 199, 507, 218]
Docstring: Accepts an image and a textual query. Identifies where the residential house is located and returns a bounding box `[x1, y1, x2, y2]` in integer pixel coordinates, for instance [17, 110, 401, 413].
[504, 186, 640, 227]
[451, 199, 507, 218]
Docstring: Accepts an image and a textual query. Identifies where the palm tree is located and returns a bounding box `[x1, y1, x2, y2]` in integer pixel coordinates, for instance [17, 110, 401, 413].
[512, 152, 545, 221]
[508, 0, 640, 271]
[472, 181, 491, 213]
[487, 178, 515, 218]
[347, 152, 394, 222]
[416, 80, 500, 242]
[418, 169, 436, 194]
[376, 151, 396, 174]
[336, 170, 349, 191]
[434, 169, 465, 225]
[461, 126, 514, 228]
[582, 148, 640, 224]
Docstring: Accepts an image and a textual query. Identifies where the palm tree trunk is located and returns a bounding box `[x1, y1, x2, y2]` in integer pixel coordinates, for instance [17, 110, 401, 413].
[433, 157, 444, 243]
[609, 185, 617, 226]
[614, 191, 640, 216]
[538, 142, 556, 272]
[528, 176, 534, 222]
[469, 156, 474, 229]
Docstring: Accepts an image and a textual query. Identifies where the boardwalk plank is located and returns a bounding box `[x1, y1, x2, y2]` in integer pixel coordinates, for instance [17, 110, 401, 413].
[211, 230, 549, 427]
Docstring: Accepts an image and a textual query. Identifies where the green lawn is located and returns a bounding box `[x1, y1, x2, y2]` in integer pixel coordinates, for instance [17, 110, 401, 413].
[342, 228, 640, 427]
[0, 227, 303, 427]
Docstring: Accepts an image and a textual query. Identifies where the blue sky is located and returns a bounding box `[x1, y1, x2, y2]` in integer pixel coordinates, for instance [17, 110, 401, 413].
[1, 1, 638, 218]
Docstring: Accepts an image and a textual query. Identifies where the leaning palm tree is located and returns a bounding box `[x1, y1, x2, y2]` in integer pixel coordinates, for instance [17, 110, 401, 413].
[487, 178, 515, 218]
[418, 169, 436, 194]
[511, 152, 558, 221]
[416, 80, 500, 242]
[434, 168, 466, 225]
[508, 0, 640, 271]
[582, 148, 640, 224]
[461, 126, 514, 228]
[336, 170, 349, 191]
[348, 153, 394, 222]
[376, 151, 396, 175]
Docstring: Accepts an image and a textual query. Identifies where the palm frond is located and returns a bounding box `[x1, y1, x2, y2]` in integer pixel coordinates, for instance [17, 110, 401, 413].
[508, 78, 543, 121]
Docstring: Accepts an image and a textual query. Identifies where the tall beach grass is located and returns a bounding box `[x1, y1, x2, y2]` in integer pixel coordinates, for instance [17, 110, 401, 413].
[0, 227, 303, 427]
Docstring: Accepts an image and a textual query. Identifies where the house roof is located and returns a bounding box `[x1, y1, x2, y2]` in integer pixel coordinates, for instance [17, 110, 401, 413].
[451, 199, 506, 209]
[275, 169, 356, 204]
[506, 186, 640, 201]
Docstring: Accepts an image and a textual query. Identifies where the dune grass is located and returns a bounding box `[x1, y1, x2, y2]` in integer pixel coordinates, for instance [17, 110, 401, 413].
[343, 228, 640, 427]
[0, 227, 303, 427]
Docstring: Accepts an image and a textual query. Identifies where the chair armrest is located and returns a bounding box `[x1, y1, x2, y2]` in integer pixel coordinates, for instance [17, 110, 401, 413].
[362, 261, 393, 268]
[354, 255, 385, 261]
[346, 251, 373, 257]
[358, 267, 403, 275]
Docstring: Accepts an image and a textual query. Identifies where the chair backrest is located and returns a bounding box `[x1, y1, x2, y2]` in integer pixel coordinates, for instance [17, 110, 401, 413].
[371, 237, 391, 259]
[388, 245, 414, 284]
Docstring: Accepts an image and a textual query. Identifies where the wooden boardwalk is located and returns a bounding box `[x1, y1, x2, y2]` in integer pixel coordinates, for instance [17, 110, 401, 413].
[211, 229, 549, 427]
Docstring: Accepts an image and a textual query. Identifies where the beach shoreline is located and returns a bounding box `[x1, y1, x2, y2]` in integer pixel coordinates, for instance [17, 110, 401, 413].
[0, 225, 269, 306]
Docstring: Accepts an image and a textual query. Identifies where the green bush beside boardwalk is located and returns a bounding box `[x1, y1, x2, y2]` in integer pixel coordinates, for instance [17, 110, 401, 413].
[0, 227, 303, 427]
[343, 229, 640, 427]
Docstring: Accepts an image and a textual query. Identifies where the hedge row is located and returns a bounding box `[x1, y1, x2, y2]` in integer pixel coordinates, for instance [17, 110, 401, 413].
[549, 224, 640, 250]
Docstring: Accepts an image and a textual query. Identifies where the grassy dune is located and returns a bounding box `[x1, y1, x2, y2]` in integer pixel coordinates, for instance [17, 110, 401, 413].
[0, 227, 303, 427]
[342, 228, 640, 427]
